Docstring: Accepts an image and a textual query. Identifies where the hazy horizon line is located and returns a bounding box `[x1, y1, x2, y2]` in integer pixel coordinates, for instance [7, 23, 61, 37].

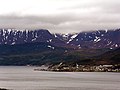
[0, 27, 120, 34]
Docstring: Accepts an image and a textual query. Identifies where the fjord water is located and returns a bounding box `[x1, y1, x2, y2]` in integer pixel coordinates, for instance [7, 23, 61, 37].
[0, 66, 120, 90]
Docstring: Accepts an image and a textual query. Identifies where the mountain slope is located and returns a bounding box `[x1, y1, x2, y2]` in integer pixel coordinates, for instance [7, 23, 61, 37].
[0, 46, 109, 66]
[74, 48, 120, 65]
[94, 48, 120, 65]
[0, 42, 69, 65]
[0, 42, 59, 55]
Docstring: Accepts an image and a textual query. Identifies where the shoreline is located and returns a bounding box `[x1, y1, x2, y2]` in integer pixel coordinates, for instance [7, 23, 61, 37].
[0, 88, 9, 90]
[0, 65, 119, 72]
[34, 64, 120, 72]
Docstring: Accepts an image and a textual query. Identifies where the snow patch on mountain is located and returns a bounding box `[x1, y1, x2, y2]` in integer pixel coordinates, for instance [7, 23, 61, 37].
[67, 34, 78, 44]
[94, 36, 101, 42]
[48, 45, 55, 49]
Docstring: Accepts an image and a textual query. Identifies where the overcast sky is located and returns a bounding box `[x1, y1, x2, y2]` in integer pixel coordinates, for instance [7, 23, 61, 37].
[0, 0, 120, 33]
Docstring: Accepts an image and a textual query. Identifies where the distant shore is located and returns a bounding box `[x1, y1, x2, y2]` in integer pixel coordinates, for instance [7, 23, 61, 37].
[0, 88, 9, 90]
[34, 64, 120, 72]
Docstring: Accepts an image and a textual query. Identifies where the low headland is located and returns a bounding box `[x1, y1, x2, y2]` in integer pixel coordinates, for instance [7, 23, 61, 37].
[34, 63, 120, 72]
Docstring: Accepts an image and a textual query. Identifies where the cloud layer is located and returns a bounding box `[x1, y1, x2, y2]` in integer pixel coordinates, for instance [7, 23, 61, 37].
[0, 0, 120, 33]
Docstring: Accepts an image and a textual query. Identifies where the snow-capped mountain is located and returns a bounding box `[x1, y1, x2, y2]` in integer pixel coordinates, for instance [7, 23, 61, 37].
[0, 29, 65, 46]
[0, 28, 120, 49]
[67, 29, 120, 49]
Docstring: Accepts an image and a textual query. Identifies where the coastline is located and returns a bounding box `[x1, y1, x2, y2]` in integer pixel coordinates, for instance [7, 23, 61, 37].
[34, 64, 120, 72]
[0, 88, 9, 90]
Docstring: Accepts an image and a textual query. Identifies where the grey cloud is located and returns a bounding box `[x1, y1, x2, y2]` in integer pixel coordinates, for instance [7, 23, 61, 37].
[0, 14, 79, 24]
[0, 0, 120, 33]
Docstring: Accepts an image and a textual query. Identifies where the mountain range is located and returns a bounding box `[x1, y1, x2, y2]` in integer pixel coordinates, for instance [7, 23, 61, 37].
[0, 28, 120, 49]
[0, 28, 120, 65]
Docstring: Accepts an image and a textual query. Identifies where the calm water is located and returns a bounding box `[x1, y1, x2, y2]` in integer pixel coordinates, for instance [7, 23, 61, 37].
[0, 66, 120, 90]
